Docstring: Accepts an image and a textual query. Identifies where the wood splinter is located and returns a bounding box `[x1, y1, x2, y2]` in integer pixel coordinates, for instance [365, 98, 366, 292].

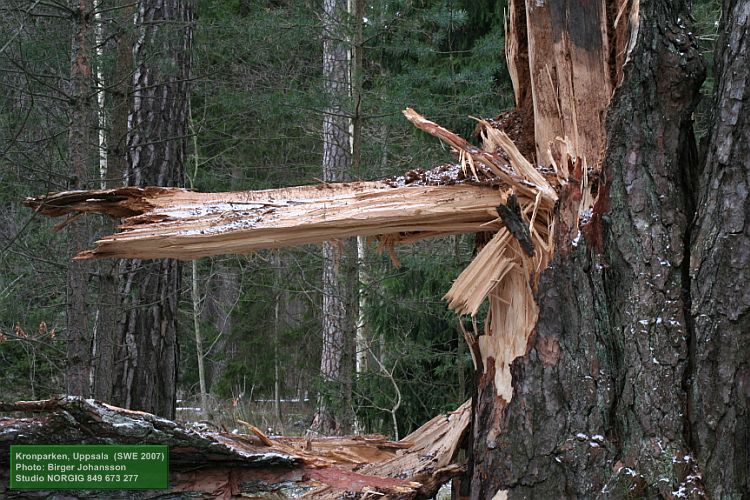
[237, 419, 274, 447]
[495, 193, 534, 256]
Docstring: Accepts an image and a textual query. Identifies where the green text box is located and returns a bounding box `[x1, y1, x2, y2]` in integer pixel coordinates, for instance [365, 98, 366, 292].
[10, 445, 168, 490]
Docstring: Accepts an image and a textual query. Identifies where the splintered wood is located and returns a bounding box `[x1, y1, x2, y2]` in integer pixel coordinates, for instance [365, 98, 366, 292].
[304, 400, 471, 499]
[520, 0, 640, 168]
[24, 103, 597, 491]
[26, 182, 506, 261]
[434, 112, 556, 405]
[441, 0, 638, 410]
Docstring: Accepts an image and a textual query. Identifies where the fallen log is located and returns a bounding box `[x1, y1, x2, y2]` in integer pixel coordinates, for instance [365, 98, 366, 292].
[0, 396, 470, 499]
[24, 110, 559, 263]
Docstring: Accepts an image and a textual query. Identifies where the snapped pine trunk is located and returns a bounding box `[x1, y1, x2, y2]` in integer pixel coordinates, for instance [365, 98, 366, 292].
[466, 0, 707, 497]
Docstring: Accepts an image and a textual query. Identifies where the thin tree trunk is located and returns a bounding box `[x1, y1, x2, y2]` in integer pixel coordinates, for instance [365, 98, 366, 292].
[309, 0, 354, 436]
[92, 0, 132, 403]
[189, 108, 208, 419]
[112, 0, 192, 419]
[272, 251, 283, 433]
[349, 0, 363, 179]
[191, 260, 208, 418]
[690, 1, 750, 496]
[355, 237, 368, 376]
[350, 0, 368, 434]
[94, 1, 107, 189]
[66, 0, 93, 398]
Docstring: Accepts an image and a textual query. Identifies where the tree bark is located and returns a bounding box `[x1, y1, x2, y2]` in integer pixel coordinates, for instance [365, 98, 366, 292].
[0, 397, 469, 499]
[66, 0, 94, 398]
[470, 0, 707, 497]
[351, 0, 370, 410]
[310, 0, 355, 436]
[690, 0, 750, 496]
[112, 0, 193, 419]
[91, 0, 133, 403]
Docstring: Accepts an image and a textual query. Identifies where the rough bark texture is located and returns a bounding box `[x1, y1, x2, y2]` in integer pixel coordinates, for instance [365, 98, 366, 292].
[66, 0, 94, 398]
[471, 1, 706, 497]
[310, 0, 355, 436]
[0, 397, 469, 499]
[92, 0, 134, 403]
[690, 0, 750, 497]
[113, 0, 193, 419]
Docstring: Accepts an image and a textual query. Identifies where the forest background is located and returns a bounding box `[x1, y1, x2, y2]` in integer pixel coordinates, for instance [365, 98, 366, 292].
[0, 0, 720, 438]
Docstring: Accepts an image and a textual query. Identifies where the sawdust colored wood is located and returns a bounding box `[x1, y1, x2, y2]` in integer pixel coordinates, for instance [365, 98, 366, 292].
[26, 182, 507, 261]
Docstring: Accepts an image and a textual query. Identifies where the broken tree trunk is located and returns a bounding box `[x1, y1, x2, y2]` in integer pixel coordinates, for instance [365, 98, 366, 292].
[465, 0, 708, 497]
[0, 397, 469, 499]
[25, 178, 513, 261]
[25, 106, 556, 496]
[25, 0, 738, 492]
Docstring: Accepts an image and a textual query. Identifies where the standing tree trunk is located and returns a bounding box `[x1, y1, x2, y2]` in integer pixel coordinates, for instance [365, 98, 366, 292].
[350, 0, 369, 434]
[309, 0, 355, 436]
[188, 110, 208, 419]
[111, 0, 193, 419]
[469, 0, 709, 497]
[690, 0, 750, 496]
[66, 0, 94, 398]
[91, 0, 133, 403]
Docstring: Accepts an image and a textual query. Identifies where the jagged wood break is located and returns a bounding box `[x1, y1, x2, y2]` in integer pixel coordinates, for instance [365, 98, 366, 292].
[24, 106, 574, 494]
[27, 181, 507, 261]
[26, 108, 565, 409]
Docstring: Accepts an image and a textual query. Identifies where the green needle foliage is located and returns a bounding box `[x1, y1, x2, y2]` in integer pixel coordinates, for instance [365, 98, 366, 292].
[356, 237, 475, 437]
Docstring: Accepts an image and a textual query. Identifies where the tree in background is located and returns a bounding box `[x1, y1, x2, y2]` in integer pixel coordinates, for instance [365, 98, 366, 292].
[1, 0, 83, 400]
[309, 0, 357, 436]
[112, 0, 193, 419]
[357, 241, 473, 439]
[65, 0, 95, 398]
[90, 0, 134, 404]
[1, 0, 513, 428]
